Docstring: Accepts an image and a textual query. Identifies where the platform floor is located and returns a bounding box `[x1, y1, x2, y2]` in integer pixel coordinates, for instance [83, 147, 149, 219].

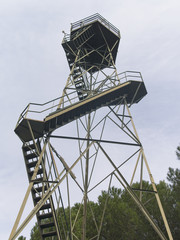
[14, 80, 147, 142]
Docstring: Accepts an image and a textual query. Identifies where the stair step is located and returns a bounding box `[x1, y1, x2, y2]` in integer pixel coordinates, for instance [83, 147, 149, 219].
[38, 212, 53, 220]
[75, 32, 94, 48]
[75, 83, 85, 89]
[32, 185, 48, 193]
[81, 34, 86, 41]
[27, 160, 38, 168]
[68, 58, 74, 63]
[42, 231, 57, 238]
[40, 203, 51, 210]
[74, 69, 81, 74]
[29, 168, 43, 176]
[74, 78, 84, 82]
[24, 152, 38, 160]
[33, 177, 43, 183]
[34, 196, 42, 203]
[40, 221, 55, 229]
[23, 143, 36, 152]
[74, 79, 84, 84]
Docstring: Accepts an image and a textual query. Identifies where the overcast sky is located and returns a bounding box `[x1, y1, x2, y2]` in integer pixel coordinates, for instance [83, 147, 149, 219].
[1, 0, 180, 239]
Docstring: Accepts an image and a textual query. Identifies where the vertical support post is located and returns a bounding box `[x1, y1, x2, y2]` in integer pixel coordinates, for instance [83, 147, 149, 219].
[130, 150, 141, 186]
[67, 174, 72, 240]
[125, 102, 173, 240]
[97, 174, 113, 239]
[142, 150, 173, 240]
[140, 153, 143, 201]
[82, 113, 91, 240]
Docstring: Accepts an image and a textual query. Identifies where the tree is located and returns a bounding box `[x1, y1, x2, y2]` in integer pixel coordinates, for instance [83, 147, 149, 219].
[30, 222, 41, 240]
[176, 145, 180, 160]
[30, 166, 180, 240]
[167, 167, 180, 239]
[97, 186, 142, 239]
[18, 236, 26, 240]
[167, 168, 180, 200]
[30, 182, 176, 240]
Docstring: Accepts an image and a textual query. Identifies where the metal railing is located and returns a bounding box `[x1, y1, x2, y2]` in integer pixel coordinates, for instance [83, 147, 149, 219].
[15, 71, 143, 127]
[62, 32, 70, 43]
[70, 13, 120, 37]
[62, 13, 120, 44]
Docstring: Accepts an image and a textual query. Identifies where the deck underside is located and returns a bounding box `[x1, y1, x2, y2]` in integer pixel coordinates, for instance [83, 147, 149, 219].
[14, 80, 147, 142]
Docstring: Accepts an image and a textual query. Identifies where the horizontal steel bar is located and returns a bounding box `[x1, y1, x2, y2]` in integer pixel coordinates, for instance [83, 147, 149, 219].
[49, 135, 141, 147]
[30, 180, 59, 183]
[132, 188, 157, 194]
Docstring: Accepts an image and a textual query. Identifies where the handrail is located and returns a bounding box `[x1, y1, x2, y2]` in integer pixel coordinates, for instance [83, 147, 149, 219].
[70, 13, 120, 37]
[62, 33, 70, 43]
[15, 71, 143, 127]
[62, 13, 120, 44]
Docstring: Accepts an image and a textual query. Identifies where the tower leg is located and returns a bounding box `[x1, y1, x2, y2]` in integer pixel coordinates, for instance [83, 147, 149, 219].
[126, 103, 173, 240]
[82, 113, 91, 240]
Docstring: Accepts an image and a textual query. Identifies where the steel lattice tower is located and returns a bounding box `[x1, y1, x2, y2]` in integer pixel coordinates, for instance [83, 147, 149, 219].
[9, 14, 173, 240]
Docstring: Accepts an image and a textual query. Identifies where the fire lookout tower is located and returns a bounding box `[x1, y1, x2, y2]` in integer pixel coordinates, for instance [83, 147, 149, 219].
[10, 14, 173, 240]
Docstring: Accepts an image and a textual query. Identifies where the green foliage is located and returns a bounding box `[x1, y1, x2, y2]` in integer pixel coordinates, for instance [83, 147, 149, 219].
[18, 236, 26, 240]
[30, 176, 180, 240]
[176, 145, 180, 160]
[30, 222, 41, 240]
[98, 186, 141, 239]
[167, 167, 180, 238]
[29, 159, 180, 240]
[167, 167, 180, 203]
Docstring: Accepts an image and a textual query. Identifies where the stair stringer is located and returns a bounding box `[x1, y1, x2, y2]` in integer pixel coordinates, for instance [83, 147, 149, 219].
[22, 139, 61, 240]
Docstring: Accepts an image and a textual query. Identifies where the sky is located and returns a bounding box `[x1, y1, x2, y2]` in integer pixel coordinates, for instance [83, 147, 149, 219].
[0, 0, 180, 239]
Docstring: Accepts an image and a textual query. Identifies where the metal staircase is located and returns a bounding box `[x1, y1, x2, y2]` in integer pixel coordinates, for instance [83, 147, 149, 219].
[72, 66, 88, 100]
[63, 26, 95, 101]
[22, 140, 60, 239]
[65, 50, 89, 100]
[14, 78, 147, 143]
[72, 25, 94, 48]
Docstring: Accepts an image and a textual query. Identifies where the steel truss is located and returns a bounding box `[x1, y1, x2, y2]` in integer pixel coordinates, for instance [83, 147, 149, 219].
[10, 13, 173, 240]
[10, 100, 173, 240]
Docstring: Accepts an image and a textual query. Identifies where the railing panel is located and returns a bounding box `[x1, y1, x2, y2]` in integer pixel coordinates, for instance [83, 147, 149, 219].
[70, 13, 120, 37]
[16, 71, 142, 125]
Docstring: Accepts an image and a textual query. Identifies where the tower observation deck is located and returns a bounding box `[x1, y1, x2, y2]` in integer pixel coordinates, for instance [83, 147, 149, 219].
[10, 13, 173, 240]
[62, 13, 120, 73]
